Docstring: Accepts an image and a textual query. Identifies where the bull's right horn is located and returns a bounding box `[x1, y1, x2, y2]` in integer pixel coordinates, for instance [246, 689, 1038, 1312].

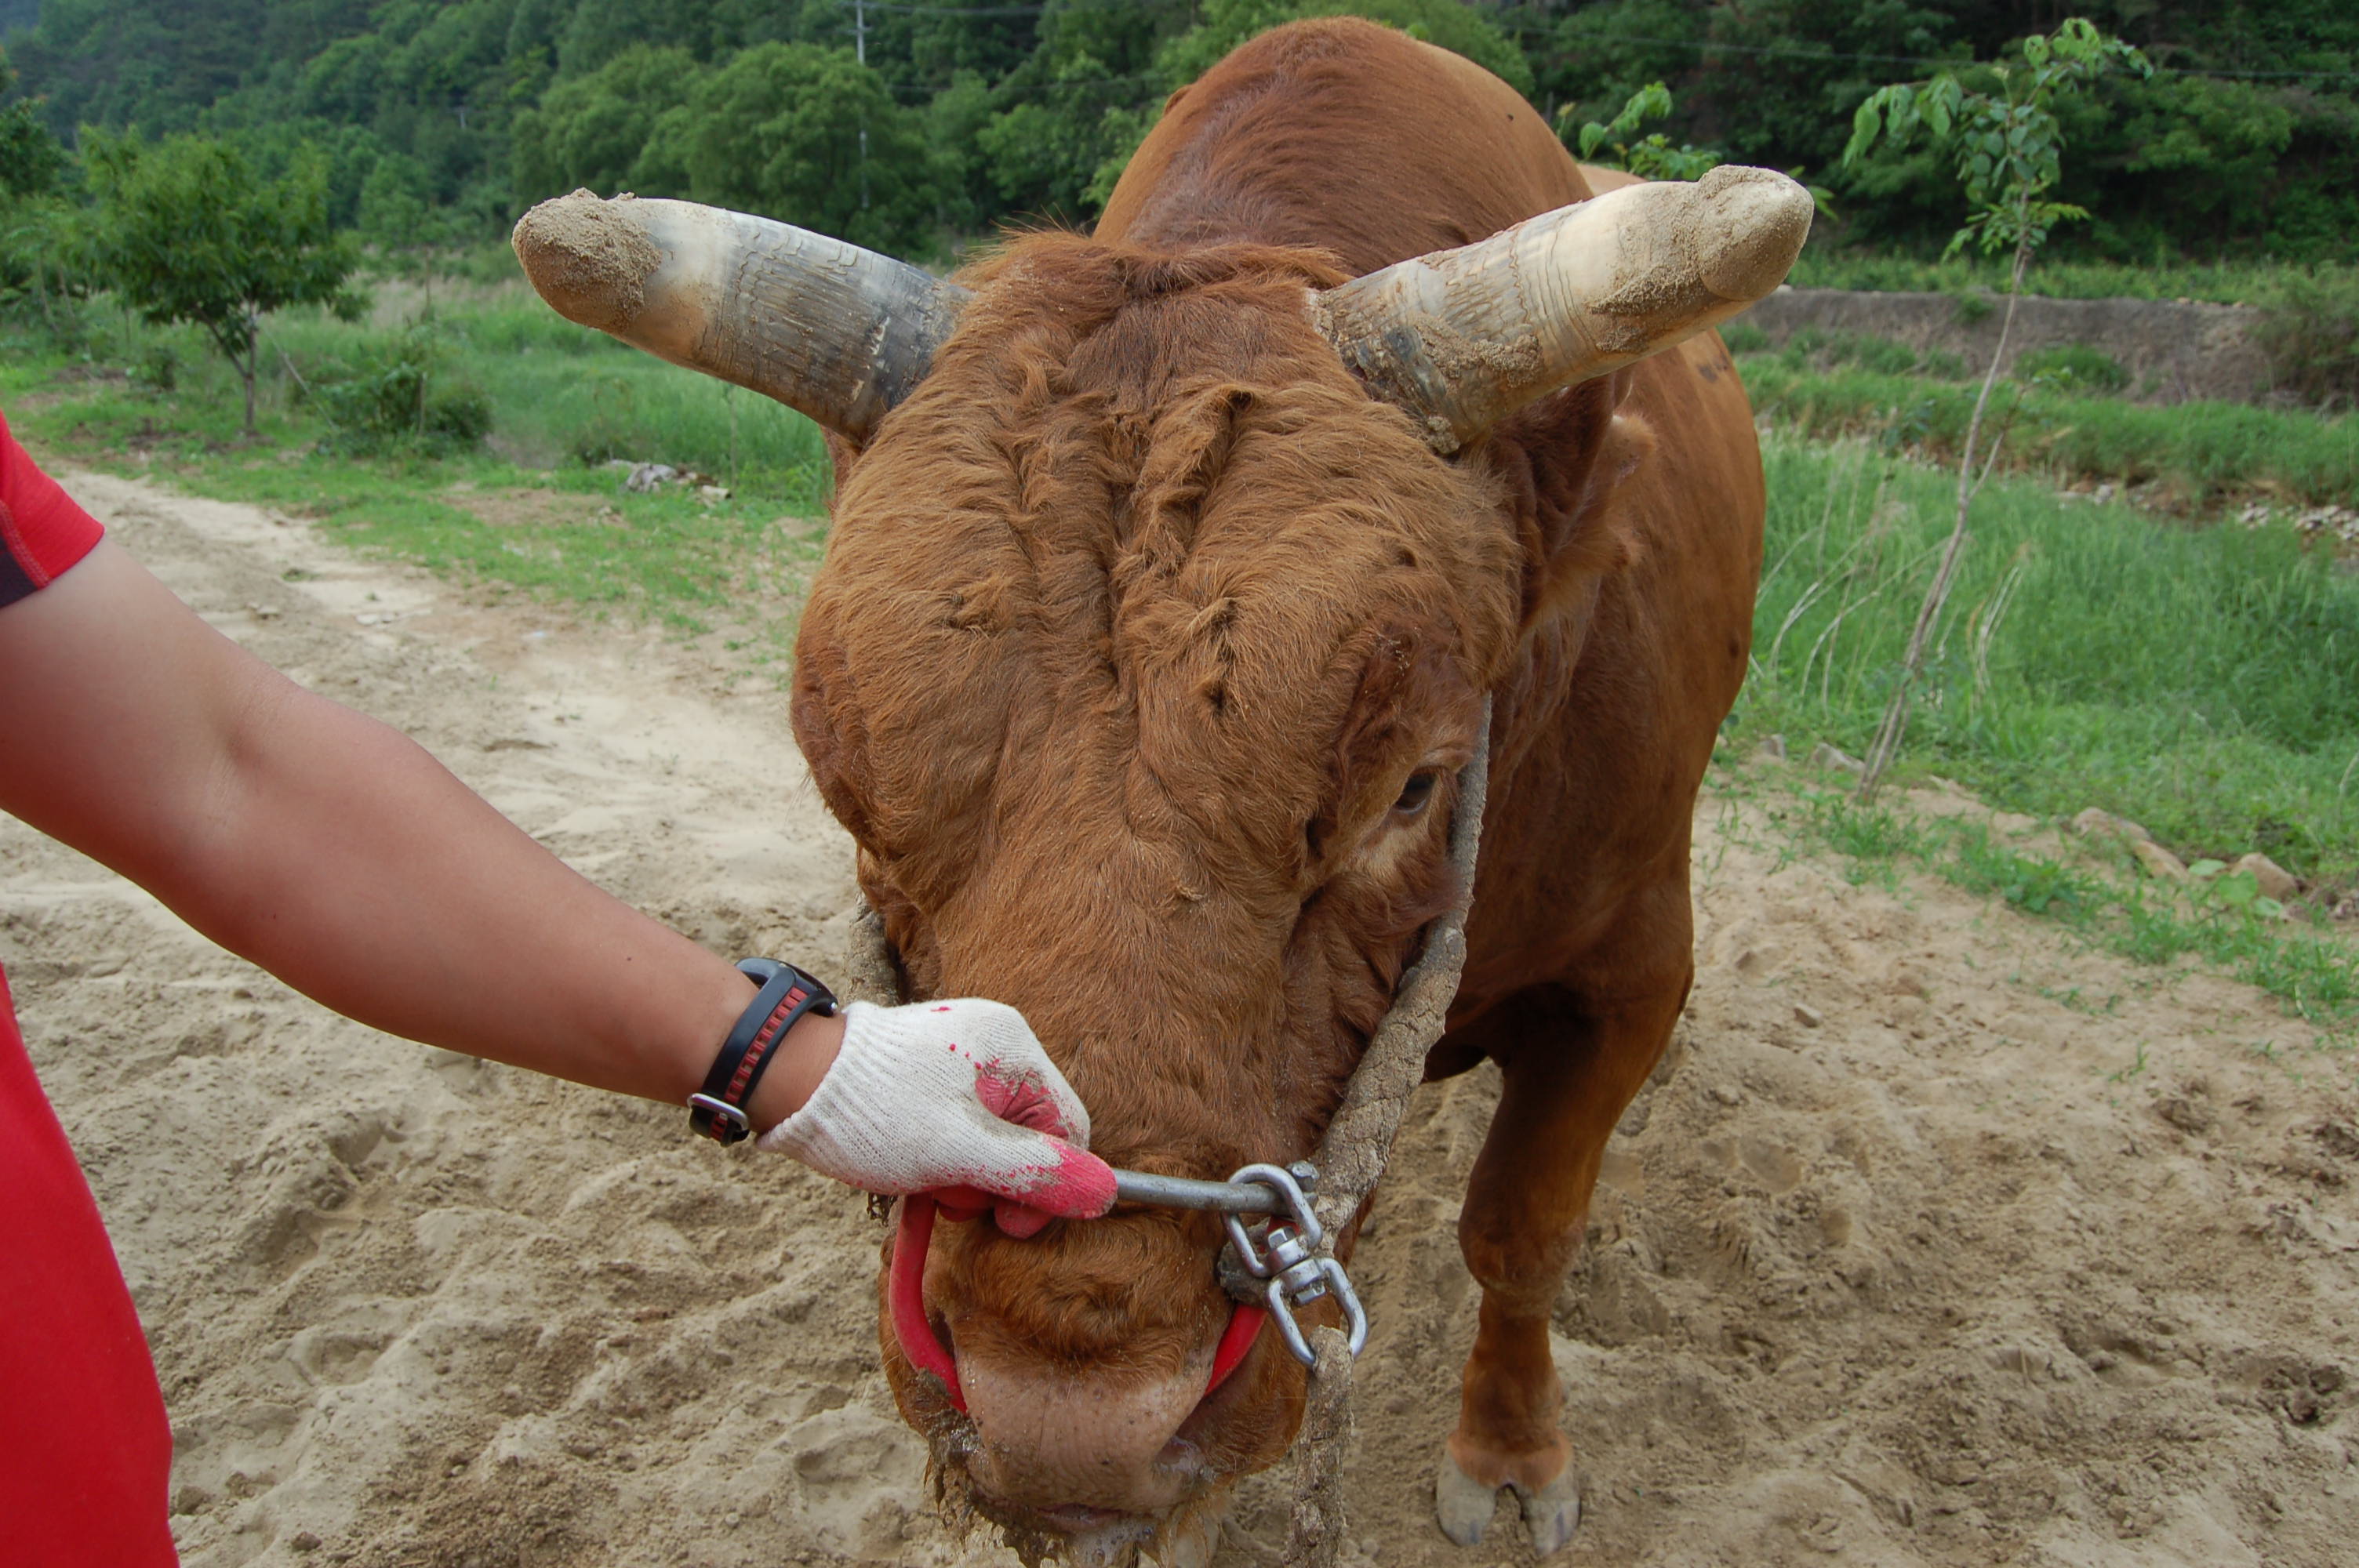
[511, 191, 969, 445]
[1317, 164, 1812, 453]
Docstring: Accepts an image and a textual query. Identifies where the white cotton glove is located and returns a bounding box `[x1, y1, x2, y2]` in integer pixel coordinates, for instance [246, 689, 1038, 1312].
[758, 998, 1116, 1235]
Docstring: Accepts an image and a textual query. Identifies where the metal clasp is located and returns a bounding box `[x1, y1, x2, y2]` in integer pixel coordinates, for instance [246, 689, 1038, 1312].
[1110, 1160, 1369, 1370]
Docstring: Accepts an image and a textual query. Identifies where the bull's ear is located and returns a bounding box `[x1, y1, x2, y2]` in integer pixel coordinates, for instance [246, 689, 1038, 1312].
[511, 191, 969, 446]
[1314, 165, 1811, 455]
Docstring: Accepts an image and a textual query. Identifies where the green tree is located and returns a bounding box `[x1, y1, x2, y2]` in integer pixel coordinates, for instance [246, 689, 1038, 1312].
[925, 69, 1001, 231]
[982, 0, 1191, 221]
[510, 44, 701, 202]
[1841, 18, 2149, 799]
[1845, 16, 2150, 260]
[1080, 0, 1530, 218]
[0, 96, 70, 201]
[1565, 81, 1724, 181]
[1160, 0, 1533, 97]
[80, 130, 360, 437]
[631, 42, 936, 253]
[0, 49, 79, 322]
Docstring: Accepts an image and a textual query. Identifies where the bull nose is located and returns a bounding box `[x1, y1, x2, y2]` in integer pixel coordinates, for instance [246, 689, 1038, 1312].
[959, 1351, 1209, 1513]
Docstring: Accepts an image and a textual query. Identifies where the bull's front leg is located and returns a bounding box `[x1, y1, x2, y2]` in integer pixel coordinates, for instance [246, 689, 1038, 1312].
[1432, 971, 1690, 1555]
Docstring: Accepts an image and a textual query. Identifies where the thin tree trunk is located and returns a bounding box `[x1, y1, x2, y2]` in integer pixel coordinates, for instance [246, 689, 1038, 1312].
[1856, 223, 2034, 802]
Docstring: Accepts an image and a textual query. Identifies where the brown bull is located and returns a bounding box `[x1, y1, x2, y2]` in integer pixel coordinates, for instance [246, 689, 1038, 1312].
[515, 17, 1805, 1564]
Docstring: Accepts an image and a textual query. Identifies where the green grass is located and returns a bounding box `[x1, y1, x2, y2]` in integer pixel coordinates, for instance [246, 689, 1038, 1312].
[1736, 435, 2359, 888]
[1, 282, 834, 640]
[1754, 783, 2359, 1052]
[1776, 252, 2359, 410]
[1786, 249, 2354, 307]
[1731, 349, 2359, 510]
[13, 278, 2359, 911]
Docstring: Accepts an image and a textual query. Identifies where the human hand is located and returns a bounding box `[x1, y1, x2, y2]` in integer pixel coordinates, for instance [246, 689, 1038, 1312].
[757, 998, 1114, 1236]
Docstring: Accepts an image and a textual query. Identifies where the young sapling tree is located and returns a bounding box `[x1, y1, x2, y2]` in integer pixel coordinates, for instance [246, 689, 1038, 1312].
[1563, 82, 1724, 181]
[1845, 18, 2149, 800]
[78, 131, 360, 439]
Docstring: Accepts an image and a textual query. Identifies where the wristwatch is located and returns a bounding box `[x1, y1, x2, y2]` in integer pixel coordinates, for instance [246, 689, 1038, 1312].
[688, 959, 837, 1144]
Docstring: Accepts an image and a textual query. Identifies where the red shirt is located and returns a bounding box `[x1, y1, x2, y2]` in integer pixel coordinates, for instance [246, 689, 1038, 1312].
[0, 412, 104, 607]
[0, 413, 180, 1564]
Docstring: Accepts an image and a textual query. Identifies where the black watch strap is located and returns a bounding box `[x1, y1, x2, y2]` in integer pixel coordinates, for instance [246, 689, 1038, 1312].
[689, 959, 838, 1145]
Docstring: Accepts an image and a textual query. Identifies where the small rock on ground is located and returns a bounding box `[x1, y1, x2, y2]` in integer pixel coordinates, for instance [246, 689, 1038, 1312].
[2132, 840, 2189, 880]
[2229, 852, 2299, 902]
[2072, 807, 2152, 844]
[1808, 742, 1863, 776]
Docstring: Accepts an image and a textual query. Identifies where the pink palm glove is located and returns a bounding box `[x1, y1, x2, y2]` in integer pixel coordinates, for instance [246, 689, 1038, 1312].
[757, 998, 1116, 1237]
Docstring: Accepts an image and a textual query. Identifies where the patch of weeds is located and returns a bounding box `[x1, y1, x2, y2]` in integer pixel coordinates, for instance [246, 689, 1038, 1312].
[1734, 437, 2359, 887]
[307, 328, 493, 456]
[1720, 321, 1768, 354]
[1764, 779, 2359, 1031]
[1949, 825, 2097, 917]
[1799, 792, 1927, 885]
[2037, 983, 2121, 1017]
[2017, 343, 2128, 396]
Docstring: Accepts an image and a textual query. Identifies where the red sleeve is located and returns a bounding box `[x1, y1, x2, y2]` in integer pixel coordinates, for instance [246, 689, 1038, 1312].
[0, 408, 105, 610]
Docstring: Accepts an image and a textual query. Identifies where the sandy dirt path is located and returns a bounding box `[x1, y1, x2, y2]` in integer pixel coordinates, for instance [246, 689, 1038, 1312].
[4, 474, 2354, 1568]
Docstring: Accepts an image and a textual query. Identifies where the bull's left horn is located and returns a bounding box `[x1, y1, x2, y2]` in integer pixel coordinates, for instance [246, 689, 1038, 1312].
[512, 191, 969, 445]
[1316, 164, 1812, 453]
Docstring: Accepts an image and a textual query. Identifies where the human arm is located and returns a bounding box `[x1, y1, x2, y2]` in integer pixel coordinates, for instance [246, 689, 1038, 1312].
[0, 537, 1111, 1220]
[0, 538, 833, 1123]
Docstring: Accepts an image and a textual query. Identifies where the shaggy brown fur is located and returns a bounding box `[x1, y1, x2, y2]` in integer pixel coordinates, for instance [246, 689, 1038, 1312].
[790, 15, 1763, 1552]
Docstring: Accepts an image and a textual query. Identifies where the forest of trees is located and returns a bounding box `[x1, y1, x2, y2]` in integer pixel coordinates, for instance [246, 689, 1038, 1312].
[0, 0, 2352, 263]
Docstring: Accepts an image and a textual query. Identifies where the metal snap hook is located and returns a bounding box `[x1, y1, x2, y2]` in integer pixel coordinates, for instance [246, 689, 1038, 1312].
[1109, 1159, 1366, 1368]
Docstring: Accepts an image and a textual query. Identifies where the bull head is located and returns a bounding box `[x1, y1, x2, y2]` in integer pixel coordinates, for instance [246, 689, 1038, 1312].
[513, 165, 1808, 456]
[514, 168, 1805, 1564]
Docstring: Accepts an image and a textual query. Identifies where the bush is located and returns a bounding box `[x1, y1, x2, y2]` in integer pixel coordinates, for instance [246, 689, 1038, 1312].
[2016, 343, 2127, 395]
[2251, 270, 2359, 412]
[130, 342, 178, 393]
[310, 332, 491, 455]
[1774, 328, 1952, 380]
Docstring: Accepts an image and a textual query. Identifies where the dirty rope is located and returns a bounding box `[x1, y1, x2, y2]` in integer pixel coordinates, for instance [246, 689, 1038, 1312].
[838, 700, 1492, 1567]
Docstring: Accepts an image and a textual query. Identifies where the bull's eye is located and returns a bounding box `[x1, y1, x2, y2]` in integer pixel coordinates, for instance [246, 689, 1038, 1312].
[1394, 769, 1441, 816]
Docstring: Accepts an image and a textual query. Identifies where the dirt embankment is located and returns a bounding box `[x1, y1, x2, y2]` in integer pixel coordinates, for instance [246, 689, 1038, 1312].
[1741, 288, 2273, 405]
[4, 475, 2354, 1567]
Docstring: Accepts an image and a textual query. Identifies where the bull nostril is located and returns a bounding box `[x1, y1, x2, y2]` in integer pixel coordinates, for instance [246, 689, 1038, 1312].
[1158, 1436, 1204, 1475]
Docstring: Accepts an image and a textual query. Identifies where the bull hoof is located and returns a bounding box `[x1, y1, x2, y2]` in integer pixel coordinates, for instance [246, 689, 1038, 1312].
[1510, 1470, 1583, 1557]
[1434, 1449, 1503, 1546]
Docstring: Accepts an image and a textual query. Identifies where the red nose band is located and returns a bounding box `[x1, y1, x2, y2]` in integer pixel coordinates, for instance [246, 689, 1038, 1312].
[887, 1194, 1270, 1417]
[1207, 1301, 1268, 1392]
[891, 1195, 965, 1410]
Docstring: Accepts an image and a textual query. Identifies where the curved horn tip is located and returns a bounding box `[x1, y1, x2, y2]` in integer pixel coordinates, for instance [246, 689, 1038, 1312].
[1688, 165, 1816, 304]
[511, 189, 661, 337]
